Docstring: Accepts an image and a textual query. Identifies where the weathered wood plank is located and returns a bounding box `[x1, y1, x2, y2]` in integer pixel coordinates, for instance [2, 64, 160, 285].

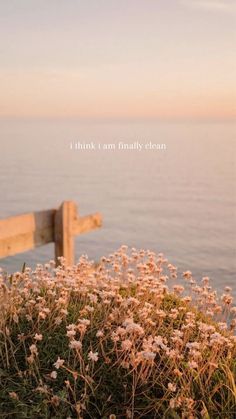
[0, 210, 56, 258]
[73, 213, 102, 235]
[0, 227, 54, 258]
[0, 210, 56, 239]
[54, 201, 77, 266]
[0, 202, 102, 262]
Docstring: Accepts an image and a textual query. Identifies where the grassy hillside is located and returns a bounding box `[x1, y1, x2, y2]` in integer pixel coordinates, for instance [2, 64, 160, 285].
[0, 247, 235, 418]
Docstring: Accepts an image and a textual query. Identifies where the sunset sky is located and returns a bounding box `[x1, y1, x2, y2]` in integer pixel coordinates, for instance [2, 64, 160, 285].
[0, 0, 235, 120]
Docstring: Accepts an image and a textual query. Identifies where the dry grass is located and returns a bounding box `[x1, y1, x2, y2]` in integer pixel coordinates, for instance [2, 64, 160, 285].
[0, 246, 235, 418]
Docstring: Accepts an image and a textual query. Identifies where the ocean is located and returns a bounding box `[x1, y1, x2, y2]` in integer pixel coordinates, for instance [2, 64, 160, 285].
[0, 119, 235, 297]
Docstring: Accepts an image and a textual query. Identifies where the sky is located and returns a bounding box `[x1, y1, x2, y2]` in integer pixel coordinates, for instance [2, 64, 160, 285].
[0, 0, 235, 120]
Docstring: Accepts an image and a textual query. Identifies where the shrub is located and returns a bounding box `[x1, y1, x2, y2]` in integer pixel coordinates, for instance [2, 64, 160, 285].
[0, 246, 235, 418]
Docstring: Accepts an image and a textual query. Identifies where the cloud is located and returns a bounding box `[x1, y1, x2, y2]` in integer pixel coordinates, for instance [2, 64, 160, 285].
[180, 0, 236, 13]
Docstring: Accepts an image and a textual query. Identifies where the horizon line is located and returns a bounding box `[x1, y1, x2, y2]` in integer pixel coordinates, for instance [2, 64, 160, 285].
[0, 115, 235, 124]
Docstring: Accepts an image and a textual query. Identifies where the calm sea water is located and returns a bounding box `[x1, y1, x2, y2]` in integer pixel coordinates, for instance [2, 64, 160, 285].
[0, 120, 235, 296]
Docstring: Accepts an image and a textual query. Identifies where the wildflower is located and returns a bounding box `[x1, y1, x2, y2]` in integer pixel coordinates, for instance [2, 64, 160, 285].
[84, 305, 94, 312]
[27, 354, 34, 364]
[140, 351, 156, 361]
[55, 316, 63, 325]
[153, 335, 168, 350]
[173, 285, 184, 294]
[169, 397, 182, 408]
[181, 296, 192, 304]
[38, 311, 46, 320]
[230, 319, 236, 329]
[54, 357, 65, 369]
[218, 322, 227, 331]
[184, 397, 195, 409]
[103, 299, 111, 304]
[185, 312, 196, 322]
[121, 340, 132, 351]
[168, 383, 177, 392]
[50, 371, 57, 379]
[2, 246, 236, 416]
[111, 331, 120, 342]
[88, 293, 98, 304]
[43, 307, 50, 314]
[169, 308, 179, 319]
[156, 310, 166, 319]
[9, 392, 19, 400]
[221, 294, 233, 305]
[186, 342, 200, 350]
[173, 368, 183, 377]
[172, 330, 183, 338]
[123, 319, 144, 335]
[60, 309, 68, 316]
[169, 398, 176, 409]
[77, 324, 88, 334]
[17, 333, 25, 342]
[78, 318, 90, 326]
[202, 276, 210, 285]
[168, 349, 181, 360]
[183, 271, 192, 279]
[67, 323, 76, 330]
[66, 330, 76, 338]
[29, 344, 38, 356]
[121, 361, 130, 369]
[188, 360, 198, 369]
[189, 349, 202, 360]
[126, 297, 140, 306]
[34, 333, 43, 341]
[88, 351, 99, 362]
[35, 384, 48, 394]
[57, 297, 68, 305]
[69, 340, 82, 350]
[209, 332, 226, 346]
[230, 336, 236, 344]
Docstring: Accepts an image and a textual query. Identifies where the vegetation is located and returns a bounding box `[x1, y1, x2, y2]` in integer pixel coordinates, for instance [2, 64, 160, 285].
[0, 246, 235, 418]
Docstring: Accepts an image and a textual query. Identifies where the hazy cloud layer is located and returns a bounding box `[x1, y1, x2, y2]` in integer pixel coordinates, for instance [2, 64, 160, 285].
[181, 0, 236, 12]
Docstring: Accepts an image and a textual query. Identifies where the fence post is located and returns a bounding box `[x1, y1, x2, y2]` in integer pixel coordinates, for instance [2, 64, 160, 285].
[54, 201, 77, 266]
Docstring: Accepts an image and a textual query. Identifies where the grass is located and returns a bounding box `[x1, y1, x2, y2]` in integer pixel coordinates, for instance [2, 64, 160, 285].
[0, 246, 235, 418]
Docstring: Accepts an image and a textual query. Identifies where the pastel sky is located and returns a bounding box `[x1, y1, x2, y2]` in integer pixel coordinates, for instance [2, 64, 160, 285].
[0, 0, 235, 120]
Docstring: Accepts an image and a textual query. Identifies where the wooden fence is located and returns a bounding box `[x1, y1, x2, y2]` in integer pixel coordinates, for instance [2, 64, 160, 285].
[0, 201, 102, 265]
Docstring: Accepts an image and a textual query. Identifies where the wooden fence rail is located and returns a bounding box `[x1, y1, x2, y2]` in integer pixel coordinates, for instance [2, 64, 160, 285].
[0, 201, 102, 265]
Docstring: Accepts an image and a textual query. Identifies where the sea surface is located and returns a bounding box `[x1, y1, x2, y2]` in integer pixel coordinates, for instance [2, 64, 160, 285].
[0, 119, 235, 297]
